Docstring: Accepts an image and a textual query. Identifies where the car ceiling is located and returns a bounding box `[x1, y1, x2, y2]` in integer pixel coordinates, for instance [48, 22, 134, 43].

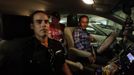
[0, 0, 134, 24]
[0, 0, 134, 15]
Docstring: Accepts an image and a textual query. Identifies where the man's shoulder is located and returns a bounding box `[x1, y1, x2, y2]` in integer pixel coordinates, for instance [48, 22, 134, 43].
[19, 36, 40, 50]
[48, 38, 64, 50]
[73, 27, 82, 32]
[0, 36, 33, 51]
[75, 27, 81, 30]
[48, 38, 61, 45]
[59, 23, 65, 26]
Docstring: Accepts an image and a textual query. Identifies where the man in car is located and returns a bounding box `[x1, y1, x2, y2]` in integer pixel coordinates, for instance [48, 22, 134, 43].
[73, 15, 110, 66]
[73, 15, 96, 63]
[28, 10, 72, 75]
[0, 10, 72, 75]
[48, 12, 65, 42]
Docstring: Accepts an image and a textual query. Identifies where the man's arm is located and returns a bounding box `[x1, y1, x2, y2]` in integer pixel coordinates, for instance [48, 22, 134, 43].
[63, 63, 72, 75]
[89, 34, 96, 42]
[56, 40, 72, 75]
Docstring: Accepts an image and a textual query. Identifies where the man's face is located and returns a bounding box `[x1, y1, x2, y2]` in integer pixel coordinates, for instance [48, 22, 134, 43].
[80, 17, 89, 29]
[31, 12, 49, 38]
[51, 17, 59, 24]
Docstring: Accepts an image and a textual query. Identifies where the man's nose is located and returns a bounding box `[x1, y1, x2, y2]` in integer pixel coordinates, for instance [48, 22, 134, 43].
[41, 21, 47, 27]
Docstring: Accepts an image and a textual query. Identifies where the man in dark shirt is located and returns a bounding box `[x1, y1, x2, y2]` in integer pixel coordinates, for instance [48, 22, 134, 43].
[0, 10, 71, 75]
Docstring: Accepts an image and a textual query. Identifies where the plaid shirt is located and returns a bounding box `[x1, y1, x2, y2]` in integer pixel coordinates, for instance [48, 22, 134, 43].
[73, 27, 91, 50]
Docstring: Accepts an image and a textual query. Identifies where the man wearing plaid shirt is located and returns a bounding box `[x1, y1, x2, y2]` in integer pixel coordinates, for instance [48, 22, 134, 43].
[73, 15, 94, 51]
[73, 15, 95, 63]
[73, 15, 112, 65]
[73, 27, 91, 50]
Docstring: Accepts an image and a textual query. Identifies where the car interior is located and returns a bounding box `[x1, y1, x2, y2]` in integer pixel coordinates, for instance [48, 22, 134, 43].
[0, 0, 134, 75]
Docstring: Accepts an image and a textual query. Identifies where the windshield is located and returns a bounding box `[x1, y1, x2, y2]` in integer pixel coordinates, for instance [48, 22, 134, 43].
[113, 7, 134, 22]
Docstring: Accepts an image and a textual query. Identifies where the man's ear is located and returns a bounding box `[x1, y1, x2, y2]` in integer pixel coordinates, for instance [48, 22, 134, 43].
[30, 24, 34, 29]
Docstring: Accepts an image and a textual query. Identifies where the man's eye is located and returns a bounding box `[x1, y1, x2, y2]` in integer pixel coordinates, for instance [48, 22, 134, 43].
[44, 20, 49, 24]
[36, 20, 42, 24]
[34, 20, 49, 24]
[35, 20, 42, 24]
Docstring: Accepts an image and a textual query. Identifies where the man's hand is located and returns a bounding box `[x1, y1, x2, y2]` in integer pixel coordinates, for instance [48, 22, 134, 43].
[89, 35, 96, 42]
[88, 46, 96, 64]
[88, 54, 96, 64]
[63, 63, 73, 75]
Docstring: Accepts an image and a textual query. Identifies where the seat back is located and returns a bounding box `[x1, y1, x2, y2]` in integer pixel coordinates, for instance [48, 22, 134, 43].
[64, 27, 75, 49]
[0, 14, 33, 40]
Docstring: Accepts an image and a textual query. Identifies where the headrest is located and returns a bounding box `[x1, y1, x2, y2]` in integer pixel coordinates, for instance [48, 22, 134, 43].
[67, 13, 78, 27]
[64, 27, 76, 48]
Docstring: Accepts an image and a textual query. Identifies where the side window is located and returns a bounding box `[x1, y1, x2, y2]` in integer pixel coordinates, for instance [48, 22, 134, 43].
[60, 14, 123, 44]
[85, 15, 122, 36]
[82, 14, 122, 44]
[86, 26, 106, 36]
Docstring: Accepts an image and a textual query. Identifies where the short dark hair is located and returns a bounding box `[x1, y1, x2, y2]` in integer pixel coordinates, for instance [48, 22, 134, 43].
[51, 11, 60, 20]
[30, 10, 49, 24]
[79, 15, 89, 23]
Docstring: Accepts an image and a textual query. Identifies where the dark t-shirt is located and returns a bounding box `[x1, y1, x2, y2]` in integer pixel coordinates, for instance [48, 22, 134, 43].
[0, 37, 65, 75]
